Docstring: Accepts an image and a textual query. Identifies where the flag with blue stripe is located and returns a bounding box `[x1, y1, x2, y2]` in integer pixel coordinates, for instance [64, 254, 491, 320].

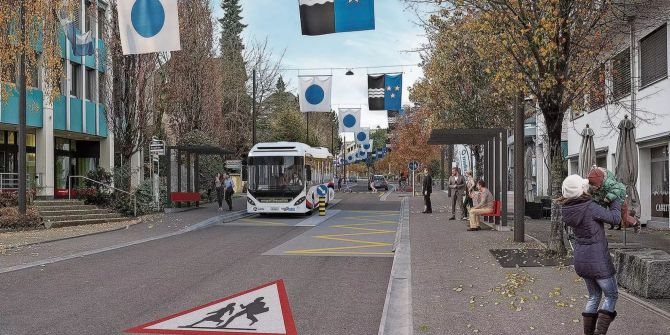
[299, 0, 375, 36]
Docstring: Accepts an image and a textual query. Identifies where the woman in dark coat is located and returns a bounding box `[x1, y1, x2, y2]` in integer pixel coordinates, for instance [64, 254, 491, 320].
[561, 175, 621, 335]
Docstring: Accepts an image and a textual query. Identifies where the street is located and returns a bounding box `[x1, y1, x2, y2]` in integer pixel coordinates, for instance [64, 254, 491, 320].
[0, 183, 399, 335]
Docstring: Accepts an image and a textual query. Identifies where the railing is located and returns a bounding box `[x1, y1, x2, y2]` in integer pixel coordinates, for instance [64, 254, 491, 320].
[68, 175, 137, 217]
[0, 173, 44, 190]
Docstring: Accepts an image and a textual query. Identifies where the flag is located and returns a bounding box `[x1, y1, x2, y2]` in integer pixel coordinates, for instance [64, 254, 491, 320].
[363, 139, 374, 153]
[355, 127, 370, 145]
[299, 0, 375, 36]
[57, 4, 94, 56]
[368, 74, 403, 111]
[338, 108, 361, 133]
[117, 0, 181, 55]
[299, 76, 332, 112]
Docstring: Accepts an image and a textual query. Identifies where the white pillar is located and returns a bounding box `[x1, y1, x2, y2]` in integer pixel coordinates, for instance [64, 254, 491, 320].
[37, 96, 55, 198]
[130, 150, 144, 189]
[638, 148, 651, 224]
[667, 141, 670, 228]
[100, 131, 114, 172]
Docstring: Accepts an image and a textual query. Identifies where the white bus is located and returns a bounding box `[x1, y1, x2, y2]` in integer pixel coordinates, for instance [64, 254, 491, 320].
[246, 142, 335, 214]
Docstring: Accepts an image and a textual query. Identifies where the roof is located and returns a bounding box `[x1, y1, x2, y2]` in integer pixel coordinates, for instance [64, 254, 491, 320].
[168, 145, 234, 155]
[428, 128, 507, 145]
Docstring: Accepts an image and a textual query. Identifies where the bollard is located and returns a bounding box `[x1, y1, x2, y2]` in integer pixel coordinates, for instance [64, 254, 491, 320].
[319, 197, 326, 216]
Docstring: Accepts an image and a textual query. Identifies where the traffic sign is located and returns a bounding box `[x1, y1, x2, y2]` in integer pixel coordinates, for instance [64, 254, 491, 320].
[408, 161, 420, 171]
[125, 280, 297, 335]
[149, 140, 166, 156]
[317, 184, 328, 197]
[226, 160, 243, 171]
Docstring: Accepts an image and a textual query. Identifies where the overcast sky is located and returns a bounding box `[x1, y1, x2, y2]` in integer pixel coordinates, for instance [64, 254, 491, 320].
[211, 0, 430, 131]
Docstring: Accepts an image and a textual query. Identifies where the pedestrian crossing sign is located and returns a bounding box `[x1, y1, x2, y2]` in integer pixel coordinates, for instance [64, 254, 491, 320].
[124, 280, 297, 335]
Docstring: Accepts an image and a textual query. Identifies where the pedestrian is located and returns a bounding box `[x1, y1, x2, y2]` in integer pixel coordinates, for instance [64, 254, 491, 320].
[587, 167, 640, 232]
[224, 173, 235, 211]
[215, 173, 224, 211]
[448, 167, 466, 220]
[422, 168, 433, 214]
[467, 180, 492, 231]
[370, 176, 378, 193]
[560, 174, 621, 335]
[462, 170, 475, 220]
[337, 175, 343, 191]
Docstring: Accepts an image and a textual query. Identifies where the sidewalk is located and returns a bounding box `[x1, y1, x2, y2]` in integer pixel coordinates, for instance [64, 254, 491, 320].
[0, 198, 248, 272]
[410, 191, 670, 334]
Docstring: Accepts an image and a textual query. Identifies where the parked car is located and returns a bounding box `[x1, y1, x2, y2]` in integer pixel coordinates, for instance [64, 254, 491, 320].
[369, 175, 389, 191]
[349, 176, 358, 182]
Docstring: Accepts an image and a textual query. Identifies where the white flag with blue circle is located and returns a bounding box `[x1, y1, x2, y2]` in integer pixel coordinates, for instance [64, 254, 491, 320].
[338, 108, 361, 133]
[355, 127, 370, 146]
[299, 76, 332, 112]
[117, 0, 181, 55]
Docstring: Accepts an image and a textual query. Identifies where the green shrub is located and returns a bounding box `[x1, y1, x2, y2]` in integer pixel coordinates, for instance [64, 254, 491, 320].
[0, 207, 42, 230]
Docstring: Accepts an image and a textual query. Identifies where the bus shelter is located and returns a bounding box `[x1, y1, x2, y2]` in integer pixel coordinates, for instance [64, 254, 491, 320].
[427, 128, 509, 229]
[165, 145, 234, 208]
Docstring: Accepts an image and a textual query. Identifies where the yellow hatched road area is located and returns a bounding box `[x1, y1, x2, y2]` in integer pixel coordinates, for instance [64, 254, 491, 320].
[284, 211, 398, 256]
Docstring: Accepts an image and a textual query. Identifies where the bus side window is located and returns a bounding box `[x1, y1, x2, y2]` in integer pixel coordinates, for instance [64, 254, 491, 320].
[306, 165, 312, 182]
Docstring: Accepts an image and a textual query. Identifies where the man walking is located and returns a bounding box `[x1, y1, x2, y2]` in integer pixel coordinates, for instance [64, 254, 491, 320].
[448, 167, 466, 220]
[223, 174, 235, 211]
[422, 168, 433, 214]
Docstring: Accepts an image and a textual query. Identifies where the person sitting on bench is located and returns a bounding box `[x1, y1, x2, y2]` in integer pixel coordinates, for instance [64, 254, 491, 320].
[468, 180, 493, 231]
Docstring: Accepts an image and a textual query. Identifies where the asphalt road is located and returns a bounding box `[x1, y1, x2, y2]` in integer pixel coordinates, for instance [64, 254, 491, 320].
[0, 186, 400, 335]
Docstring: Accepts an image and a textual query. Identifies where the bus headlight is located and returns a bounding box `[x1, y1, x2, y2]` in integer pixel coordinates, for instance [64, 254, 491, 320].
[294, 197, 306, 206]
[247, 197, 256, 206]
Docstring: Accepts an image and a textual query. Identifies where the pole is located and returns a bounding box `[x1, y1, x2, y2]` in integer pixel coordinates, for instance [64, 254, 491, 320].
[306, 113, 310, 144]
[18, 0, 27, 214]
[412, 169, 415, 197]
[252, 69, 257, 145]
[514, 93, 526, 242]
[440, 148, 445, 191]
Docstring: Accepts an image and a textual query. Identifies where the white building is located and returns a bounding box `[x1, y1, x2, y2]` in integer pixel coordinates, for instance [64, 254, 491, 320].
[567, 16, 670, 228]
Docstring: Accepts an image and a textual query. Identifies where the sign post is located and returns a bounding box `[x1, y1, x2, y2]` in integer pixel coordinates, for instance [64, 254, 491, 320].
[317, 185, 328, 216]
[149, 139, 166, 206]
[408, 161, 420, 197]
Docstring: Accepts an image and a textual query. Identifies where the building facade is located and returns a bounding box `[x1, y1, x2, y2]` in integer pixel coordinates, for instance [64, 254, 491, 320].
[567, 17, 670, 228]
[0, 0, 113, 198]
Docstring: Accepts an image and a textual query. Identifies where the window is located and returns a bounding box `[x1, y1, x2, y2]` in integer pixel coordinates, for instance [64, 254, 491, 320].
[28, 52, 40, 88]
[86, 68, 96, 102]
[85, 2, 96, 36]
[640, 24, 668, 88]
[612, 48, 631, 99]
[70, 63, 82, 98]
[589, 65, 606, 111]
[98, 8, 106, 38]
[99, 72, 105, 102]
[59, 60, 67, 95]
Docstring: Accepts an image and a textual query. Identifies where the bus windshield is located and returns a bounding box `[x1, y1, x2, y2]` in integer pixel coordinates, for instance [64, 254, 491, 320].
[248, 156, 305, 198]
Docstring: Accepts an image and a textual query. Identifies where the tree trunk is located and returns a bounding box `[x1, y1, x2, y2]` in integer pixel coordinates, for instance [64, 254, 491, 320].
[544, 107, 568, 256]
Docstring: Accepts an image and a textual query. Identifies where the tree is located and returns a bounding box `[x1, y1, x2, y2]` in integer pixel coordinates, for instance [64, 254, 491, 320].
[107, 0, 157, 182]
[219, 0, 250, 157]
[160, 0, 215, 140]
[0, 0, 67, 101]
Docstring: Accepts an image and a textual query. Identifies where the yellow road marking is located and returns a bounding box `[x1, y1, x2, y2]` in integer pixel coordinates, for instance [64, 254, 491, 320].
[283, 216, 397, 255]
[236, 218, 288, 226]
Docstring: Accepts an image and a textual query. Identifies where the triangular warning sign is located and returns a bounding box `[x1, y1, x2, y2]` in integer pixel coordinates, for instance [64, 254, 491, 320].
[125, 280, 297, 335]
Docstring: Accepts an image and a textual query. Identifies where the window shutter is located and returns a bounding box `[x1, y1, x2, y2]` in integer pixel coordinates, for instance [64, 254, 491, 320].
[640, 24, 668, 88]
[612, 48, 631, 99]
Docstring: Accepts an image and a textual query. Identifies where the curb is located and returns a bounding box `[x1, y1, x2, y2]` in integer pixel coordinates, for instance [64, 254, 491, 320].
[378, 197, 413, 335]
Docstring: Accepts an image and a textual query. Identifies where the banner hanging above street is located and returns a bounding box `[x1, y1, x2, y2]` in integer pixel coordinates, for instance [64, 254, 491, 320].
[117, 0, 181, 55]
[338, 108, 361, 133]
[368, 74, 403, 111]
[299, 0, 375, 36]
[299, 76, 333, 112]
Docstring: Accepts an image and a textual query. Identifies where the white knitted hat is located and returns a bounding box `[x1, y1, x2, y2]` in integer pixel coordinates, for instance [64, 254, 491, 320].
[562, 175, 589, 199]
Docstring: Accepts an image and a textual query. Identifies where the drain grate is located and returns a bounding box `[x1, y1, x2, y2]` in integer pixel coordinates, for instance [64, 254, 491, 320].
[489, 248, 573, 268]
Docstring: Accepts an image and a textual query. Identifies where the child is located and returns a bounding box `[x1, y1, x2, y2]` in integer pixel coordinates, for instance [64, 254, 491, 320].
[587, 167, 640, 232]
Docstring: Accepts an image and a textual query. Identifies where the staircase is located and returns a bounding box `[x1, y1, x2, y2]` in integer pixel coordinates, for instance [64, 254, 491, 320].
[34, 199, 128, 228]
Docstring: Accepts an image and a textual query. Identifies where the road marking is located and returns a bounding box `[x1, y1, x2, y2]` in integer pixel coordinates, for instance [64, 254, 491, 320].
[235, 218, 289, 226]
[125, 280, 297, 335]
[283, 214, 397, 256]
[295, 210, 340, 227]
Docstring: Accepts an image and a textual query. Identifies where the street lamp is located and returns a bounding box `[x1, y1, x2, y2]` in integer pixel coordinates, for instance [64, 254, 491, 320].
[345, 69, 354, 76]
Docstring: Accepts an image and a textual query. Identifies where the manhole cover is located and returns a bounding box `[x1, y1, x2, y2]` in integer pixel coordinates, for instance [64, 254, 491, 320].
[489, 249, 572, 268]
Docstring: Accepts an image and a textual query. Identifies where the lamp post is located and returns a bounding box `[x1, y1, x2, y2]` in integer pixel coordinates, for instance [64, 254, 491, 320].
[514, 93, 525, 242]
[18, 0, 27, 214]
[252, 69, 257, 145]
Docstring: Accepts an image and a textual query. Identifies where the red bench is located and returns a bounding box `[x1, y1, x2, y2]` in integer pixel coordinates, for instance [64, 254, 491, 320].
[170, 192, 201, 205]
[484, 200, 501, 217]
